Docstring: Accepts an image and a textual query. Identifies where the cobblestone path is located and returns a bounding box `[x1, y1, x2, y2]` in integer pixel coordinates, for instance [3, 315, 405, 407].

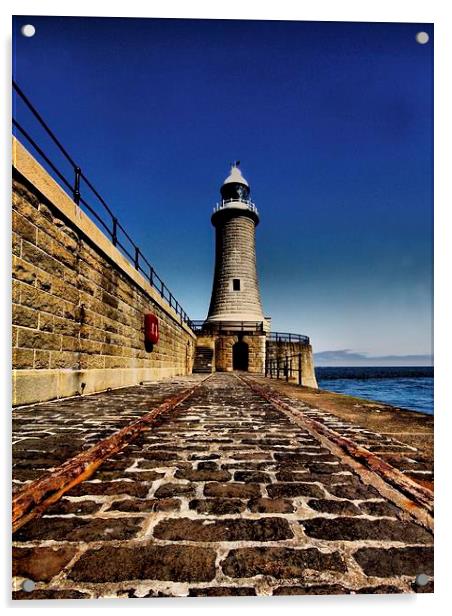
[12, 375, 206, 490]
[12, 373, 433, 599]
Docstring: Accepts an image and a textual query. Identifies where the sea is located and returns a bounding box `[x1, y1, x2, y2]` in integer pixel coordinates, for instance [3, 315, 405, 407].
[315, 367, 434, 415]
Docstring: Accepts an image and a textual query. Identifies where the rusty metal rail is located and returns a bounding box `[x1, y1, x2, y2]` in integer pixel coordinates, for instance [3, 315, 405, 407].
[12, 377, 210, 533]
[239, 374, 434, 530]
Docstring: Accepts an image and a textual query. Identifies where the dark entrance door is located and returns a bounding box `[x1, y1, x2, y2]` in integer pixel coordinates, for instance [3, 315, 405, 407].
[232, 341, 249, 371]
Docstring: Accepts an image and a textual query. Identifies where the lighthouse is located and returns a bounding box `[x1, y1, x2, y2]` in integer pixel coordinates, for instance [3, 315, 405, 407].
[207, 163, 265, 324]
[192, 163, 269, 373]
[192, 162, 317, 386]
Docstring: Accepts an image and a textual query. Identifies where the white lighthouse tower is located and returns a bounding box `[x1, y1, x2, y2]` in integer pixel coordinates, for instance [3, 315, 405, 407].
[207, 162, 265, 324]
[192, 162, 317, 386]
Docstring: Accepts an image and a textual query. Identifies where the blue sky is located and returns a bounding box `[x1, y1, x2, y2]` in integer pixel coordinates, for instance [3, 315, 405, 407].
[13, 17, 433, 364]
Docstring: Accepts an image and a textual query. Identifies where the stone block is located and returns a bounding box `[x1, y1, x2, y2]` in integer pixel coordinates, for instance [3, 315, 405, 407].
[302, 517, 433, 543]
[12, 546, 77, 582]
[12, 210, 37, 244]
[20, 285, 62, 317]
[17, 329, 61, 351]
[12, 256, 37, 285]
[12, 348, 34, 369]
[22, 241, 65, 278]
[68, 545, 217, 583]
[353, 546, 433, 577]
[153, 517, 293, 542]
[222, 547, 346, 578]
[12, 304, 38, 328]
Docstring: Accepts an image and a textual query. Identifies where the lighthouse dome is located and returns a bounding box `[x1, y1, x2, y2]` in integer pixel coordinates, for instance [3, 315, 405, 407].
[222, 164, 249, 188]
[220, 162, 250, 201]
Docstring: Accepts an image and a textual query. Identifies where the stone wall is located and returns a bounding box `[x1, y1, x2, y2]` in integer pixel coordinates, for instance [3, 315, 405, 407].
[266, 340, 318, 388]
[207, 213, 264, 322]
[12, 138, 196, 405]
[215, 334, 266, 374]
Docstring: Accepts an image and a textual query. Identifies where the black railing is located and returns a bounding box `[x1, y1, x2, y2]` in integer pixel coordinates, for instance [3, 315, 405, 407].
[265, 353, 305, 386]
[268, 331, 310, 345]
[190, 320, 265, 334]
[12, 80, 192, 328]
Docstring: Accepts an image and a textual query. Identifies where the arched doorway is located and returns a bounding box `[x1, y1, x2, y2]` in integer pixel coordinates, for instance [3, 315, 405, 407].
[232, 341, 249, 371]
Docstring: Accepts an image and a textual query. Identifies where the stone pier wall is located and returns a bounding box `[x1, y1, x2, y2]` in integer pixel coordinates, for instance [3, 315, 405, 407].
[12, 138, 196, 406]
[266, 340, 318, 388]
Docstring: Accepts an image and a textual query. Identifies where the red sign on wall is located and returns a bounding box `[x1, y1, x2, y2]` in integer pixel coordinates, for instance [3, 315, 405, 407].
[144, 313, 159, 345]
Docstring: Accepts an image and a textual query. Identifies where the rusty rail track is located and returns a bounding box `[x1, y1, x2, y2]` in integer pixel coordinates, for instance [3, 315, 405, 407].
[239, 374, 434, 530]
[12, 376, 210, 533]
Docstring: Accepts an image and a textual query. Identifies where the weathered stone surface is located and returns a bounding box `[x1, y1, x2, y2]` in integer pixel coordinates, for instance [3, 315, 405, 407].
[189, 498, 246, 515]
[325, 482, 381, 500]
[174, 468, 232, 482]
[14, 517, 143, 542]
[353, 546, 434, 577]
[204, 482, 261, 498]
[154, 483, 195, 498]
[189, 587, 256, 596]
[273, 584, 351, 595]
[234, 470, 271, 483]
[13, 589, 89, 600]
[267, 483, 324, 499]
[107, 498, 180, 513]
[248, 498, 295, 513]
[358, 500, 402, 517]
[222, 547, 347, 578]
[68, 481, 149, 498]
[154, 517, 293, 542]
[275, 452, 337, 464]
[302, 518, 432, 543]
[69, 545, 217, 582]
[357, 585, 404, 594]
[13, 546, 77, 582]
[45, 500, 101, 515]
[307, 499, 361, 516]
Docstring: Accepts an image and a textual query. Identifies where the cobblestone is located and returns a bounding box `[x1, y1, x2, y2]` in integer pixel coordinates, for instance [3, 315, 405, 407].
[12, 373, 433, 598]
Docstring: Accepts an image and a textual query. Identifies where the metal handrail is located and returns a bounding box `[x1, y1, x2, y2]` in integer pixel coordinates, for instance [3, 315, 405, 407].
[268, 331, 310, 345]
[12, 80, 193, 328]
[265, 352, 307, 386]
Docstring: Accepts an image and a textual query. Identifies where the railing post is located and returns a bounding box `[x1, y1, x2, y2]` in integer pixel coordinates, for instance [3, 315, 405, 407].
[149, 267, 154, 286]
[134, 246, 140, 270]
[112, 217, 118, 246]
[285, 355, 289, 382]
[298, 353, 302, 386]
[73, 167, 81, 205]
[277, 359, 280, 380]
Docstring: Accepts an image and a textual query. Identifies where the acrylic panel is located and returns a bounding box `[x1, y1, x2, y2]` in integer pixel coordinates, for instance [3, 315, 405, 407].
[12, 16, 433, 599]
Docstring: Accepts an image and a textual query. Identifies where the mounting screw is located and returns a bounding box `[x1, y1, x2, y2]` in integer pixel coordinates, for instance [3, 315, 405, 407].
[416, 32, 429, 45]
[21, 579, 36, 592]
[21, 24, 36, 38]
[415, 573, 429, 587]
